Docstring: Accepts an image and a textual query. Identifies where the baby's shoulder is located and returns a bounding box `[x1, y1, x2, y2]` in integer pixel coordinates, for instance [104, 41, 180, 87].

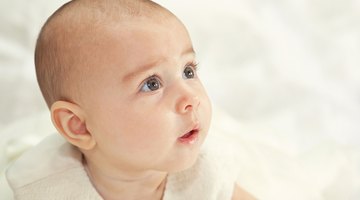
[6, 134, 102, 199]
[232, 183, 257, 200]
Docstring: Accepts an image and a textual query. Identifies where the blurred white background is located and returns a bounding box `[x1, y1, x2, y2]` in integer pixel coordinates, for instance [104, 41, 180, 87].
[0, 0, 359, 199]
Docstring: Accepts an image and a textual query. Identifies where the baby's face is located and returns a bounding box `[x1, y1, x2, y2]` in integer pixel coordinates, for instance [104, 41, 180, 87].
[79, 18, 212, 173]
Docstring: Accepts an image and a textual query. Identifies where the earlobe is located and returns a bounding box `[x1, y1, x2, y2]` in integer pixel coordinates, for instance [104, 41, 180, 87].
[50, 101, 96, 150]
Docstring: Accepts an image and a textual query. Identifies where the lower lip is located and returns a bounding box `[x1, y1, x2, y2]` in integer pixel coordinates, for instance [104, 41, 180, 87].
[178, 130, 199, 144]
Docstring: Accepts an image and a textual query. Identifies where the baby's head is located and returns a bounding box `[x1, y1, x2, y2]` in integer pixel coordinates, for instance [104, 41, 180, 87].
[35, 0, 212, 173]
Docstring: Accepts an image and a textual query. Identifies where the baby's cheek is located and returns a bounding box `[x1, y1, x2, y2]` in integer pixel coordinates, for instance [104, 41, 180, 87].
[200, 94, 212, 128]
[202, 90, 212, 111]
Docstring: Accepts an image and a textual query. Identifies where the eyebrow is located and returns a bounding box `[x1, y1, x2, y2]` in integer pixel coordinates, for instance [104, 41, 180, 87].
[122, 47, 196, 82]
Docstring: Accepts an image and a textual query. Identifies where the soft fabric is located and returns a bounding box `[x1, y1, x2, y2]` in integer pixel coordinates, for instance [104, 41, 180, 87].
[6, 134, 237, 200]
[6, 134, 102, 200]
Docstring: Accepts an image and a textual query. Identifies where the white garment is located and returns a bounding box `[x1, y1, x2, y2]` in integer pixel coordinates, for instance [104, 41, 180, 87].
[6, 134, 236, 200]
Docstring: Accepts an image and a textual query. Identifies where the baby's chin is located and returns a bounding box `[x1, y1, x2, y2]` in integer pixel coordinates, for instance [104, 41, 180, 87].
[164, 148, 202, 173]
[168, 131, 209, 172]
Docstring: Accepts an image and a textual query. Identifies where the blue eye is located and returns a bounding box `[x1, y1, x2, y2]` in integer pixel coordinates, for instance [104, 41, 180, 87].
[140, 76, 161, 92]
[183, 66, 196, 79]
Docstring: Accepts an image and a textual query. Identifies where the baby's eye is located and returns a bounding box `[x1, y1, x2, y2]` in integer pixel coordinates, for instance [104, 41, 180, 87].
[182, 65, 196, 79]
[140, 76, 162, 92]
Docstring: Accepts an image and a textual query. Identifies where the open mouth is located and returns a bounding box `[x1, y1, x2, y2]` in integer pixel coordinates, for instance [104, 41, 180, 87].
[178, 128, 200, 144]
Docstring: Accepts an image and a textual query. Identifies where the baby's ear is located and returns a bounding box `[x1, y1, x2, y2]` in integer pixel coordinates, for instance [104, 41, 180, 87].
[50, 101, 96, 150]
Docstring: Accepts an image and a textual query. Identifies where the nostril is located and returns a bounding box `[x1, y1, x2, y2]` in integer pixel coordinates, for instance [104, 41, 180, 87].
[183, 96, 200, 112]
[184, 104, 193, 111]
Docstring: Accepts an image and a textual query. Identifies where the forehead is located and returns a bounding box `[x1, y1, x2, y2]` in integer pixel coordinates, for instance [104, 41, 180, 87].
[92, 18, 194, 74]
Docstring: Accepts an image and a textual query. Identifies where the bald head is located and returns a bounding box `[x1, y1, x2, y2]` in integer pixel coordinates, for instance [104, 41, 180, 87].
[35, 0, 176, 108]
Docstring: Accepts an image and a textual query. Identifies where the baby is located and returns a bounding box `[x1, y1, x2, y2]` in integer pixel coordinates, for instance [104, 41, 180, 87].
[6, 0, 255, 199]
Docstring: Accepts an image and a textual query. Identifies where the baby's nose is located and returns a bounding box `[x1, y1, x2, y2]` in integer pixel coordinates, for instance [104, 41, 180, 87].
[176, 94, 200, 114]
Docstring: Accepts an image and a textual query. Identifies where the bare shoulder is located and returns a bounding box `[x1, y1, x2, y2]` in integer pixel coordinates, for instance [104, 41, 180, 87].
[231, 183, 257, 200]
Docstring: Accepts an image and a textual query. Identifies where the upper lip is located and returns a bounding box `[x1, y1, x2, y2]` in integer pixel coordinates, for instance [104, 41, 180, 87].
[180, 122, 200, 138]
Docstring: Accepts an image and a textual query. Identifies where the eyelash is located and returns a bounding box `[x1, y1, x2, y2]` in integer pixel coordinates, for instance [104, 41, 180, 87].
[188, 61, 199, 71]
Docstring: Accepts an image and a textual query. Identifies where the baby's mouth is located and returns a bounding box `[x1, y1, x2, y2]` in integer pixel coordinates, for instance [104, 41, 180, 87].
[178, 124, 200, 144]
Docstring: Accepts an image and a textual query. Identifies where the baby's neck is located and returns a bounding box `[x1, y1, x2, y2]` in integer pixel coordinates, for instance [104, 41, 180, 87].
[84, 160, 168, 200]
